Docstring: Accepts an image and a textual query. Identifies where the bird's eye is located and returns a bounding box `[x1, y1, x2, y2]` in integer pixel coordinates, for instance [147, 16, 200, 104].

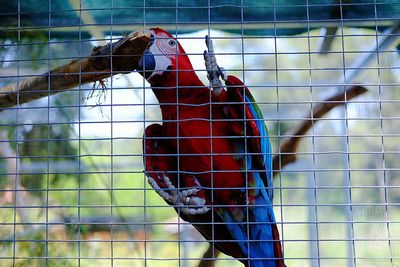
[168, 39, 176, 46]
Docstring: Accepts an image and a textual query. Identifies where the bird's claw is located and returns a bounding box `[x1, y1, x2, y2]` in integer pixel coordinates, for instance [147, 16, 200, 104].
[147, 174, 210, 215]
[204, 35, 227, 95]
[180, 188, 210, 215]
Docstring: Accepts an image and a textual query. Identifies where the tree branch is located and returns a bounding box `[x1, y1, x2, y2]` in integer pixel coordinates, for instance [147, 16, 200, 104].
[272, 85, 368, 176]
[198, 246, 221, 267]
[0, 31, 150, 110]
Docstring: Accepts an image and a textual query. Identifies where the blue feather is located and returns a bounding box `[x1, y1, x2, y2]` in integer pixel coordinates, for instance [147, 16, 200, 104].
[245, 94, 274, 200]
[222, 76, 283, 266]
[219, 160, 277, 267]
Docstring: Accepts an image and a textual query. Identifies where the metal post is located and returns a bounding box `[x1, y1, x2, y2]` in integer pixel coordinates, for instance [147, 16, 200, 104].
[306, 164, 319, 267]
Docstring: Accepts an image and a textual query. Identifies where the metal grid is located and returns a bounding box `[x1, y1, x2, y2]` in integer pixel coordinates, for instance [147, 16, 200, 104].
[1, 1, 399, 267]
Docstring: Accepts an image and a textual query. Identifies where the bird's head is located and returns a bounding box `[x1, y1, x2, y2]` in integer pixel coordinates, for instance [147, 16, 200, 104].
[137, 28, 195, 85]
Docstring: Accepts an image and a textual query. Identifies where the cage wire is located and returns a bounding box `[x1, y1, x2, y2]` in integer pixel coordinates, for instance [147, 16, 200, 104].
[1, 1, 400, 267]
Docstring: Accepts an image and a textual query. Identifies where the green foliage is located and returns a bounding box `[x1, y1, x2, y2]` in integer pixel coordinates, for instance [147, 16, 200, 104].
[18, 123, 79, 192]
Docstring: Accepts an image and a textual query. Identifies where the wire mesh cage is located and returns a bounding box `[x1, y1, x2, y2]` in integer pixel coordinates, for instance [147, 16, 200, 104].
[1, 1, 400, 266]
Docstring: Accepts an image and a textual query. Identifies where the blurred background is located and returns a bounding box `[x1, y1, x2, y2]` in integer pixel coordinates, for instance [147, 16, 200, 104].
[1, 1, 400, 266]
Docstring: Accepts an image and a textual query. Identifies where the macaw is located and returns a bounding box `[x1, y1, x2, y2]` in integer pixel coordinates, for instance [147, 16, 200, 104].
[138, 28, 285, 267]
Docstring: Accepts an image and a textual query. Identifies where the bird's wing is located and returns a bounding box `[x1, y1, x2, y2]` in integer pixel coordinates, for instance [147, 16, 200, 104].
[144, 123, 210, 215]
[143, 123, 178, 197]
[224, 75, 274, 201]
[216, 75, 285, 267]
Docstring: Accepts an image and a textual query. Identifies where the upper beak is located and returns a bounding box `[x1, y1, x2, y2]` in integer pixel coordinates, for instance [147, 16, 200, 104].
[138, 49, 156, 79]
[138, 31, 155, 79]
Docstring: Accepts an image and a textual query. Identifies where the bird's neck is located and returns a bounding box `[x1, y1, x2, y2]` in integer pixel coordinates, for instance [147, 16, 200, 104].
[149, 70, 211, 118]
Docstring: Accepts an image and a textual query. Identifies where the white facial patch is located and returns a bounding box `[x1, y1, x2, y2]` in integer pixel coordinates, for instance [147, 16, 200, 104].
[147, 44, 173, 79]
[147, 30, 179, 80]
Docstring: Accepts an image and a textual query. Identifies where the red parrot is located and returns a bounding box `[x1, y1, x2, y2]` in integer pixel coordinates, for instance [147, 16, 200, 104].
[138, 28, 285, 267]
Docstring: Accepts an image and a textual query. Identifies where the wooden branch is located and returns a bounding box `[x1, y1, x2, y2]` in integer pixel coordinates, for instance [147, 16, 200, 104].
[198, 246, 221, 267]
[272, 85, 368, 176]
[0, 31, 150, 110]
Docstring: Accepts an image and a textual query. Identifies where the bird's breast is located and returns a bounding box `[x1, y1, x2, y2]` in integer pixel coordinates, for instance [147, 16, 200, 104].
[162, 116, 246, 202]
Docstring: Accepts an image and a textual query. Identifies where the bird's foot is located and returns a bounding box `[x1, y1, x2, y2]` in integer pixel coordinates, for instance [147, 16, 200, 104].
[203, 35, 227, 95]
[147, 173, 210, 215]
[180, 188, 210, 215]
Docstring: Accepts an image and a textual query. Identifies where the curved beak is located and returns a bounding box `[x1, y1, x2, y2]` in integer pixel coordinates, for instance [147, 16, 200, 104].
[138, 49, 156, 80]
[138, 32, 156, 80]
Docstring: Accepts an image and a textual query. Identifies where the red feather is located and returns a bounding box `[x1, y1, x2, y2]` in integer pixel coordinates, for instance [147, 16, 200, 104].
[141, 28, 284, 266]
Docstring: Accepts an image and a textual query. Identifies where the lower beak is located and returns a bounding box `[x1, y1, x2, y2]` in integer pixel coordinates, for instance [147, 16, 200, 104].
[138, 49, 156, 80]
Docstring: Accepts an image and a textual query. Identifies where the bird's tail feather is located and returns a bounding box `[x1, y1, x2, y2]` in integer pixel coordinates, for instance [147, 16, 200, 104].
[246, 198, 285, 267]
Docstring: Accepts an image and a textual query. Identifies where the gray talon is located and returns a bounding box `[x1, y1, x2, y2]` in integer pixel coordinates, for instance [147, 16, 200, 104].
[204, 35, 227, 95]
[146, 173, 209, 215]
